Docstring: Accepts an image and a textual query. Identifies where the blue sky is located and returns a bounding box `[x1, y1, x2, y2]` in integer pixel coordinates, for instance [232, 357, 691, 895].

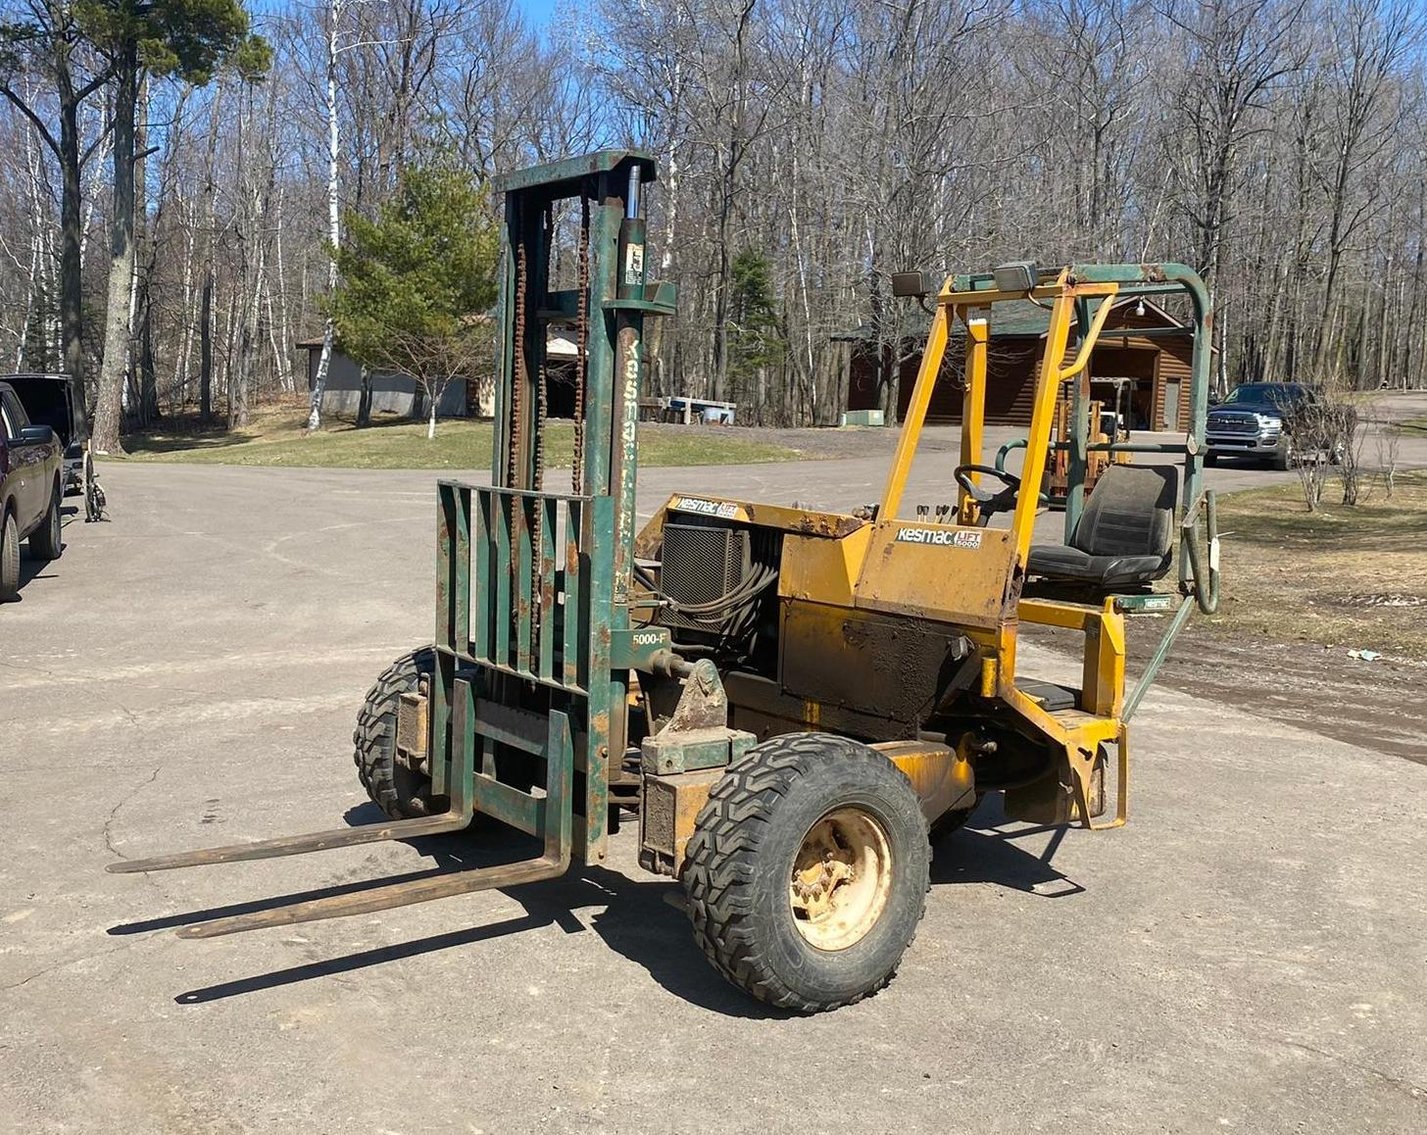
[517, 0, 558, 29]
[247, 0, 561, 31]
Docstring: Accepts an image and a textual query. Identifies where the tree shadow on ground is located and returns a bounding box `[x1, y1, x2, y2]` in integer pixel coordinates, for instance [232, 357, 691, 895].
[122, 427, 253, 455]
[108, 796, 1083, 1016]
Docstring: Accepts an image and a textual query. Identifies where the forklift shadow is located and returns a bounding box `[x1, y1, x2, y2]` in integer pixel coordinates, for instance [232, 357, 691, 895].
[930, 795, 1087, 898]
[134, 800, 1079, 1013]
[124, 810, 772, 1016]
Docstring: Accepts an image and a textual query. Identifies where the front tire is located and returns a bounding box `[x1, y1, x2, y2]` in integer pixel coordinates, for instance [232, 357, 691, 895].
[0, 510, 18, 602]
[29, 482, 62, 561]
[353, 646, 441, 819]
[683, 733, 931, 1013]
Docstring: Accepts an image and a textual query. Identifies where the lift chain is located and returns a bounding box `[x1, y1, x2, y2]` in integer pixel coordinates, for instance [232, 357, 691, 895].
[510, 239, 538, 650]
[572, 195, 590, 494]
[534, 204, 551, 493]
[510, 240, 528, 491]
[531, 205, 554, 651]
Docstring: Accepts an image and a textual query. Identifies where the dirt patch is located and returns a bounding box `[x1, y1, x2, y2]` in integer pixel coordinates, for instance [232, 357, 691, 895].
[1314, 591, 1426, 610]
[1149, 627, 1427, 766]
[1194, 471, 1427, 660]
[1074, 471, 1427, 765]
[1025, 622, 1427, 766]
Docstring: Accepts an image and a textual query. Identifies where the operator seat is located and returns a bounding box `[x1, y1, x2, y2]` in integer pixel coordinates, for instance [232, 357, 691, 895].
[1026, 464, 1177, 589]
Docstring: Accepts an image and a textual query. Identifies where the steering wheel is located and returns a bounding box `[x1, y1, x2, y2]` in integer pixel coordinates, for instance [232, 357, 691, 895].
[954, 464, 1021, 515]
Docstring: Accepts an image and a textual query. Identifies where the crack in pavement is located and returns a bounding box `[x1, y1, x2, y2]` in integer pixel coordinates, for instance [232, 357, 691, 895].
[1, 942, 134, 993]
[1282, 1039, 1427, 1103]
[0, 657, 142, 725]
[103, 764, 164, 861]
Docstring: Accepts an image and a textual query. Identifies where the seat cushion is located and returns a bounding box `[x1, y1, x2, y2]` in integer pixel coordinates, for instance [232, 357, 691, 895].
[1026, 544, 1169, 589]
[1073, 464, 1177, 558]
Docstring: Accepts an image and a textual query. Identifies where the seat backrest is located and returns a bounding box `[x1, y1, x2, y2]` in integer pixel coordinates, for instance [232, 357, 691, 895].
[1071, 464, 1178, 558]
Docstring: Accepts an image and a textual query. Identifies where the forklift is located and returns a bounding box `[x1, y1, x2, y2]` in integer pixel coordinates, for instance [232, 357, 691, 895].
[108, 153, 1220, 1013]
[1042, 375, 1135, 503]
[998, 374, 1135, 507]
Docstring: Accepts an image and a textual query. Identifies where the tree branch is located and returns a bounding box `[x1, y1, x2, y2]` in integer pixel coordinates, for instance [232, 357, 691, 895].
[0, 85, 60, 158]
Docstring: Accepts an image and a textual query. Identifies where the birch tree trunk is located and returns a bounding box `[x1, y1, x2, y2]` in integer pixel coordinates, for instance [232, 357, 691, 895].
[199, 86, 223, 423]
[308, 0, 343, 432]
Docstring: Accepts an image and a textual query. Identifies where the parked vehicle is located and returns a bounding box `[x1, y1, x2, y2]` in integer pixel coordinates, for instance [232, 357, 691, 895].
[1204, 381, 1335, 470]
[0, 380, 64, 600]
[2, 373, 86, 495]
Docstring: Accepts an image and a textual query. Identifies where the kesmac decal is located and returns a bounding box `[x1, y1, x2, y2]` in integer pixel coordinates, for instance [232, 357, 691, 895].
[895, 526, 983, 549]
[671, 496, 740, 519]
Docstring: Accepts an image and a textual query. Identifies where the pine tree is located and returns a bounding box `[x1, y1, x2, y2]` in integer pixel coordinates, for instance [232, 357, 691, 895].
[329, 166, 500, 438]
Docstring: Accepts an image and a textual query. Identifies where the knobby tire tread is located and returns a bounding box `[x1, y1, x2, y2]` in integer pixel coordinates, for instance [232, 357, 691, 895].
[683, 733, 930, 1013]
[352, 646, 435, 820]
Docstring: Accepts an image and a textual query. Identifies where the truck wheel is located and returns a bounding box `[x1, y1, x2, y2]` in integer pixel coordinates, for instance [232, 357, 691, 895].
[353, 646, 442, 819]
[29, 482, 62, 561]
[0, 510, 18, 602]
[1272, 440, 1293, 471]
[683, 733, 931, 1013]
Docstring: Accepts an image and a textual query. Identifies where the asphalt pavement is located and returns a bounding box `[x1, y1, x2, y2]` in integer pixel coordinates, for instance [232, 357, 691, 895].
[1, 450, 1424, 1134]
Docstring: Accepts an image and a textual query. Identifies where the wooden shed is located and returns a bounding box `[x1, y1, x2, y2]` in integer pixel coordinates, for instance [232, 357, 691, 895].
[295, 326, 582, 421]
[847, 296, 1199, 430]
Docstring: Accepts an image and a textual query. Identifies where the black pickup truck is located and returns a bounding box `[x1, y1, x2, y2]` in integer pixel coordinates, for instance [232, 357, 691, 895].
[1204, 381, 1340, 470]
[2, 373, 87, 494]
[0, 379, 64, 601]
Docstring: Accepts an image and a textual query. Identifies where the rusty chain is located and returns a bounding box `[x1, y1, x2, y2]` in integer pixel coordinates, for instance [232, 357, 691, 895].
[510, 240, 527, 491]
[534, 205, 551, 494]
[572, 195, 590, 495]
[531, 206, 556, 649]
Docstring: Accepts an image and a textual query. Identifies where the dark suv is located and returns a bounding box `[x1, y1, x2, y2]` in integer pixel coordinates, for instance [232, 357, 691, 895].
[1204, 382, 1325, 470]
[1, 380, 64, 601]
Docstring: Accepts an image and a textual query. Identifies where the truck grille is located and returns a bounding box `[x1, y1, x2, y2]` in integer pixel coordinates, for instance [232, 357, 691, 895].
[1207, 412, 1260, 435]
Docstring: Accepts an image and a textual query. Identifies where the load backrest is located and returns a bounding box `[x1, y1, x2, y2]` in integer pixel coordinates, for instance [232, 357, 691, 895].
[1072, 464, 1178, 559]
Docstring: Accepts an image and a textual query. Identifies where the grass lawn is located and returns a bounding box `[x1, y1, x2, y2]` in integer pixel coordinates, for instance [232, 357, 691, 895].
[1195, 471, 1427, 659]
[118, 402, 805, 470]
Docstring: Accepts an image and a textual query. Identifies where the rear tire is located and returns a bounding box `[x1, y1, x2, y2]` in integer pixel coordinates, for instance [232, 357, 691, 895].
[353, 646, 441, 819]
[0, 510, 18, 602]
[29, 482, 62, 561]
[683, 733, 930, 1013]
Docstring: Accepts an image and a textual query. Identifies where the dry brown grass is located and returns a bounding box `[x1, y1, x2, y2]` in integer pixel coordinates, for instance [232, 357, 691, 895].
[1195, 471, 1427, 660]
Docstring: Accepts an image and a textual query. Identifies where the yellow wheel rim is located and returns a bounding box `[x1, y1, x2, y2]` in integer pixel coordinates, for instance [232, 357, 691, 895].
[789, 807, 893, 951]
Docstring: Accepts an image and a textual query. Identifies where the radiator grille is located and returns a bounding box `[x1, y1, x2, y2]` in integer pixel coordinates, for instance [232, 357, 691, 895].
[660, 523, 750, 629]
